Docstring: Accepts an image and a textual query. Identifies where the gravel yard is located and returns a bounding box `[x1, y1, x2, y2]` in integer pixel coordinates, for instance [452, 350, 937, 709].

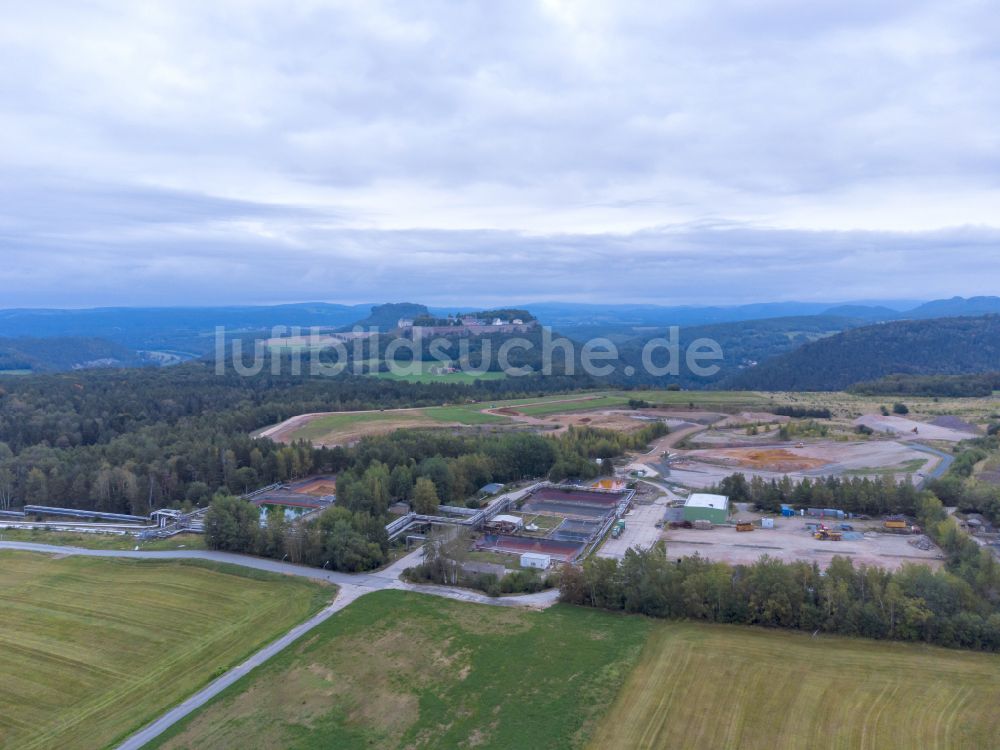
[661, 519, 944, 571]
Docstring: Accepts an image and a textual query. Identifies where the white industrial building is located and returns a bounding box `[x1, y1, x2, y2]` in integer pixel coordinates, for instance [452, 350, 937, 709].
[520, 552, 551, 570]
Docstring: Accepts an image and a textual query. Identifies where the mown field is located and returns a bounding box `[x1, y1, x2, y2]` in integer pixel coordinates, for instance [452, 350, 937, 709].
[0, 528, 207, 550]
[148, 589, 1000, 750]
[372, 363, 508, 384]
[590, 621, 1000, 750]
[150, 591, 652, 750]
[513, 394, 632, 415]
[0, 552, 331, 750]
[287, 405, 510, 443]
[288, 409, 440, 442]
[611, 389, 769, 408]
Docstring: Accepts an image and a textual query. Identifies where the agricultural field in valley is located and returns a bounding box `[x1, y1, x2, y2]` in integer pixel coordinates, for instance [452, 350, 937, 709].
[0, 552, 331, 750]
[149, 590, 652, 750]
[371, 362, 508, 384]
[590, 621, 1000, 750]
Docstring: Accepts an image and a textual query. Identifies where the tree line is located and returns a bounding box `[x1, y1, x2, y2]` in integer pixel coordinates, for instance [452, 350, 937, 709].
[927, 436, 1000, 526]
[709, 472, 922, 517]
[561, 492, 1000, 652]
[849, 372, 1000, 398]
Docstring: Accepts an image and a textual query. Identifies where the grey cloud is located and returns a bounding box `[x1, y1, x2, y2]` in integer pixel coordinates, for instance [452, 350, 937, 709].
[2, 200, 998, 307]
[0, 1, 998, 307]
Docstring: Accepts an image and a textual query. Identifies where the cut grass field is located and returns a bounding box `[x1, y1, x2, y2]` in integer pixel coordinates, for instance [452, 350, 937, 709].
[590, 621, 1000, 750]
[423, 404, 509, 424]
[149, 591, 652, 750]
[513, 394, 631, 416]
[611, 389, 769, 408]
[372, 364, 508, 384]
[0, 552, 331, 750]
[843, 457, 930, 476]
[0, 528, 207, 550]
[280, 404, 509, 444]
[145, 591, 1000, 750]
[289, 409, 435, 442]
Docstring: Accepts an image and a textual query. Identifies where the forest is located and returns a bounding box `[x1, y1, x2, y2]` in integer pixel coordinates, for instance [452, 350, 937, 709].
[0, 337, 145, 373]
[728, 314, 1000, 391]
[0, 358, 595, 514]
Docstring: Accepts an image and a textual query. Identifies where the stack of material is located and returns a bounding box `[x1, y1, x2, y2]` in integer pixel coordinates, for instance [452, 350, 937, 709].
[693, 519, 713, 530]
[908, 535, 934, 551]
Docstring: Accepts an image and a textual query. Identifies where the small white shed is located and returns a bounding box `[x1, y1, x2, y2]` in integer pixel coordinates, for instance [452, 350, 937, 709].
[520, 552, 551, 570]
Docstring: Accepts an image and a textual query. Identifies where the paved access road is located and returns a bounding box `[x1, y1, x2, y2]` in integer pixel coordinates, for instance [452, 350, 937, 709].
[0, 541, 559, 749]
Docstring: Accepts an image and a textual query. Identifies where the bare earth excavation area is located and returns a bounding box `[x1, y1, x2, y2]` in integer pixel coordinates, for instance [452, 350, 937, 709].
[664, 440, 941, 487]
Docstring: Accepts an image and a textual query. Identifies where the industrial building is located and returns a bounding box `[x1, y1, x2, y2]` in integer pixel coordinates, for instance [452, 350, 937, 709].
[520, 552, 551, 570]
[487, 514, 524, 534]
[682, 493, 729, 525]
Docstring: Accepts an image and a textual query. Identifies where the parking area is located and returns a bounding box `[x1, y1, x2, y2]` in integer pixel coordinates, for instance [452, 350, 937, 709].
[662, 519, 945, 571]
[598, 495, 669, 560]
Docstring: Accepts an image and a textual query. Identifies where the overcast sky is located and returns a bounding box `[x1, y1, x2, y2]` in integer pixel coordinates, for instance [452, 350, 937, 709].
[2, 0, 998, 308]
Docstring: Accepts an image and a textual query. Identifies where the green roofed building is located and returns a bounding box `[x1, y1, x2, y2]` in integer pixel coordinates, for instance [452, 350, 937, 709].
[682, 493, 729, 525]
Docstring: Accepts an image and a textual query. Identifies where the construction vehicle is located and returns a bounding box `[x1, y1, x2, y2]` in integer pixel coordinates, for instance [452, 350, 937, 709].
[883, 515, 911, 533]
[813, 524, 842, 541]
[736, 520, 754, 532]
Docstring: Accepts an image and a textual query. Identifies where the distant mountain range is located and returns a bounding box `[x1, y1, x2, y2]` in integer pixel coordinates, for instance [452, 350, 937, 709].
[2, 296, 1000, 377]
[0, 303, 375, 356]
[525, 296, 1000, 332]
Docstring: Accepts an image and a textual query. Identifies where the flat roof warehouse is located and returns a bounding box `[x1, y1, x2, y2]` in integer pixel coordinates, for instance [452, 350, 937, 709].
[685, 493, 729, 510]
